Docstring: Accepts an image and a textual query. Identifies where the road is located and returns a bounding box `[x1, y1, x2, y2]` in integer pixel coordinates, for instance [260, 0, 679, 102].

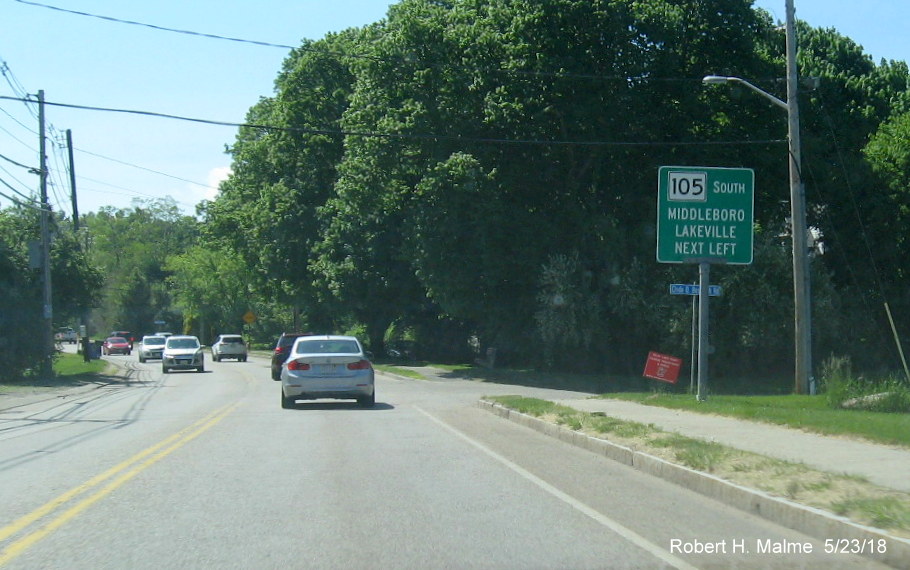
[0, 349, 887, 569]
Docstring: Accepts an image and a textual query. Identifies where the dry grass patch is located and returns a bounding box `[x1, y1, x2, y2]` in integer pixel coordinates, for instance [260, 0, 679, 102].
[488, 395, 910, 538]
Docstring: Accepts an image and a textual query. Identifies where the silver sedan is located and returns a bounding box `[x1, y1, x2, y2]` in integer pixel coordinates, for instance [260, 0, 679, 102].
[279, 335, 375, 408]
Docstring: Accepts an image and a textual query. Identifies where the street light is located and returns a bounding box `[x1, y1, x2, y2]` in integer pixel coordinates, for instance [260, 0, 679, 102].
[702, 0, 812, 394]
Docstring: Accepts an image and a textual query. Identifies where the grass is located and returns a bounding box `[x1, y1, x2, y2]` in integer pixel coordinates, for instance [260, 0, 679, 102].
[0, 352, 108, 395]
[832, 497, 910, 530]
[604, 392, 910, 448]
[485, 394, 910, 536]
[379, 361, 910, 448]
[372, 363, 426, 380]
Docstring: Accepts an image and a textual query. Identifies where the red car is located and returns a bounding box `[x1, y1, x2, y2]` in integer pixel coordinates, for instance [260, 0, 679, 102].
[102, 336, 131, 356]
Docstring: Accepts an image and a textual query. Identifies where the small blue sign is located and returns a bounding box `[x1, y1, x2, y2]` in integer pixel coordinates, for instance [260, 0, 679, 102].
[670, 284, 722, 296]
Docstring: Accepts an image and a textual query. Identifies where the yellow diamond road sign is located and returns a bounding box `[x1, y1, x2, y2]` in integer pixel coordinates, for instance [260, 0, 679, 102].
[243, 310, 256, 324]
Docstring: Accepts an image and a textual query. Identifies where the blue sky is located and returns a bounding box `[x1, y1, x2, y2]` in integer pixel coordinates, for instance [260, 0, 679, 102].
[0, 1, 906, 216]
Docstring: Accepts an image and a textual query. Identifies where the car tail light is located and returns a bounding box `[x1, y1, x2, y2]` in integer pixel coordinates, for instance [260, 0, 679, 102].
[287, 360, 310, 371]
[347, 360, 372, 370]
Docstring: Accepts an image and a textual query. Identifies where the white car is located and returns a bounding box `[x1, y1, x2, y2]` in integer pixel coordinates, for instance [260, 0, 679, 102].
[162, 335, 204, 373]
[211, 334, 248, 362]
[138, 335, 167, 362]
[280, 335, 375, 408]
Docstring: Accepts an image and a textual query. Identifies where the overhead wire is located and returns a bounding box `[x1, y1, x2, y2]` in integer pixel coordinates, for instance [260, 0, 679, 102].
[76, 148, 212, 189]
[0, 150, 34, 171]
[12, 0, 381, 62]
[0, 162, 34, 199]
[0, 94, 786, 148]
[1, 1, 789, 218]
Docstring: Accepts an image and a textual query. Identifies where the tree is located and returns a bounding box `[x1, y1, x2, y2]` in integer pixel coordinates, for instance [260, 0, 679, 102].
[165, 245, 257, 341]
[204, 32, 362, 333]
[0, 206, 102, 379]
[83, 198, 198, 335]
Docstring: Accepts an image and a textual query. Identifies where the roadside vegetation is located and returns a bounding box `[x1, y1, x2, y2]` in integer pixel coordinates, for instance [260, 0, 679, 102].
[380, 360, 910, 446]
[6, 1, 910, 392]
[485, 395, 910, 537]
[0, 352, 107, 395]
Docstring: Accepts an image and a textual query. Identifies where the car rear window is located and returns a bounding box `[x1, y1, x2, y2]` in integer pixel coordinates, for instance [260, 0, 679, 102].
[294, 339, 360, 355]
[221, 336, 243, 344]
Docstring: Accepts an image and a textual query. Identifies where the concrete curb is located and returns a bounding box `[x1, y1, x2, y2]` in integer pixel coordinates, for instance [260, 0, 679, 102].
[477, 399, 910, 568]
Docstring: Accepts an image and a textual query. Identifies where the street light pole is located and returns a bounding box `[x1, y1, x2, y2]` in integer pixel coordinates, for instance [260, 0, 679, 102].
[702, 0, 812, 394]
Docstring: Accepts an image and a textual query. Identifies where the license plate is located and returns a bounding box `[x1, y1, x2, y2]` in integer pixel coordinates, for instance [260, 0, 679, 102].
[316, 363, 340, 375]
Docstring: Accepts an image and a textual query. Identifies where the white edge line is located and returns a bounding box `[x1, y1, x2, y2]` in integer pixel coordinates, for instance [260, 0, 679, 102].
[414, 406, 697, 570]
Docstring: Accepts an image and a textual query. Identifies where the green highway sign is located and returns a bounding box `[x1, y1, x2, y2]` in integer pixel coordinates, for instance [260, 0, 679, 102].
[656, 166, 754, 264]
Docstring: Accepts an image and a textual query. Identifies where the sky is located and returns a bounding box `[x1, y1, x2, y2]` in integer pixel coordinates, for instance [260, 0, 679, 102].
[1, 0, 908, 217]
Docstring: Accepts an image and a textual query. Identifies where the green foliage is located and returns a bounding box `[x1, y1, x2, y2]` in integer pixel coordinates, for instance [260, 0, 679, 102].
[607, 391, 910, 446]
[535, 251, 603, 370]
[83, 198, 198, 336]
[820, 355, 910, 413]
[186, 0, 910, 382]
[0, 207, 103, 381]
[819, 354, 856, 408]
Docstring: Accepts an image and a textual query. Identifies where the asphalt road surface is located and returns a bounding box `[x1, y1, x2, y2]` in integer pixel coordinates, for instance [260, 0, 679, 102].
[0, 349, 887, 569]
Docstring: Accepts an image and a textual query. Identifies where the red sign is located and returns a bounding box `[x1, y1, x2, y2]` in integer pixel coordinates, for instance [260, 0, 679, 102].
[643, 351, 682, 384]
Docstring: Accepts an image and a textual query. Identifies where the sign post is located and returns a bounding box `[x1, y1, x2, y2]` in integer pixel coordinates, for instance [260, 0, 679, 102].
[657, 166, 754, 400]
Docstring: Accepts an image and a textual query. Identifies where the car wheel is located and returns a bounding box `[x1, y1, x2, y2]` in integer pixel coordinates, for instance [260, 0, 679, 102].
[213, 354, 219, 362]
[139, 356, 145, 363]
[281, 391, 294, 409]
[196, 366, 204, 373]
[358, 391, 376, 408]
[162, 365, 169, 374]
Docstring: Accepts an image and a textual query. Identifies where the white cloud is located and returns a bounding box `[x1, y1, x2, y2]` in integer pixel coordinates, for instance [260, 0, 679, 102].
[206, 166, 233, 201]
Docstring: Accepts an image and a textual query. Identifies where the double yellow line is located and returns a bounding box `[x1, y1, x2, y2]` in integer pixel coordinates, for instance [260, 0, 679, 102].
[0, 403, 239, 566]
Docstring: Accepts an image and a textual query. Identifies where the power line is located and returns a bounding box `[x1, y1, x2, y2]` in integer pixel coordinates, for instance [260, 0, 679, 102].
[0, 116, 37, 152]
[13, 0, 297, 49]
[0, 94, 786, 148]
[12, 0, 381, 62]
[0, 162, 34, 198]
[0, 173, 41, 207]
[0, 150, 34, 171]
[76, 148, 211, 189]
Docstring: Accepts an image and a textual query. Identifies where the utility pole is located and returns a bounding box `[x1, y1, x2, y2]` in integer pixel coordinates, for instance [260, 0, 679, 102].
[66, 129, 79, 232]
[38, 90, 54, 377]
[786, 0, 812, 394]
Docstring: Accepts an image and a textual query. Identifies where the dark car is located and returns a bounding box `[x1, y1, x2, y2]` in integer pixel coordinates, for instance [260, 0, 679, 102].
[270, 332, 311, 380]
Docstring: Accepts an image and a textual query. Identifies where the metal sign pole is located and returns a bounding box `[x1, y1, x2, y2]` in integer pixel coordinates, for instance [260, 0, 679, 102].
[690, 293, 697, 394]
[697, 262, 710, 401]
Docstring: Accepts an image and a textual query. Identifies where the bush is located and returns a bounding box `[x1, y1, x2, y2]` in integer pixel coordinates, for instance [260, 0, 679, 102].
[820, 355, 910, 413]
[820, 355, 856, 408]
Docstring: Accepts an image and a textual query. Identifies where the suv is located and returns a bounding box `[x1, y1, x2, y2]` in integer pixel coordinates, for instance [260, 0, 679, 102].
[162, 335, 204, 373]
[211, 334, 248, 362]
[270, 332, 310, 380]
[138, 335, 167, 362]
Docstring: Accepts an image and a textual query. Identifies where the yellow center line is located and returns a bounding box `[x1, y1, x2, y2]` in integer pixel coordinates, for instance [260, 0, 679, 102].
[0, 403, 239, 566]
